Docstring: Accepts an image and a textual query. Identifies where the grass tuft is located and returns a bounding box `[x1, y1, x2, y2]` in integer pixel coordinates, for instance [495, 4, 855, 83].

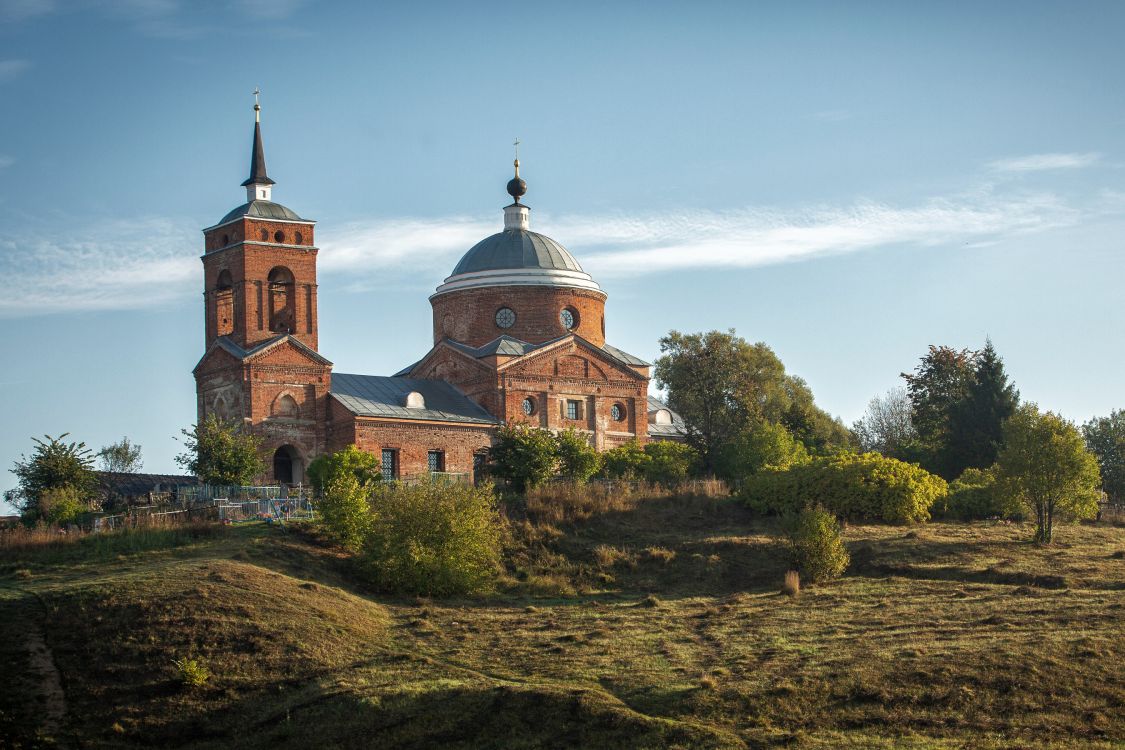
[782, 569, 800, 597]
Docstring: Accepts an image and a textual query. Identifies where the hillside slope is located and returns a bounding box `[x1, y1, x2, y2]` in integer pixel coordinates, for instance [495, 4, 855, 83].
[1, 500, 1123, 749]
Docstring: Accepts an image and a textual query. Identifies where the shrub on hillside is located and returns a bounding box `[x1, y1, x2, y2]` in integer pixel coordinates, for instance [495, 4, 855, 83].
[740, 451, 946, 523]
[643, 440, 699, 486]
[38, 486, 86, 526]
[716, 421, 809, 485]
[603, 440, 651, 479]
[785, 506, 849, 583]
[488, 425, 558, 491]
[318, 473, 372, 552]
[307, 445, 382, 494]
[555, 429, 602, 482]
[932, 466, 1024, 521]
[362, 481, 503, 595]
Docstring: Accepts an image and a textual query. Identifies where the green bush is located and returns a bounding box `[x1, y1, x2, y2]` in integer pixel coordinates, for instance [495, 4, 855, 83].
[643, 441, 698, 486]
[318, 473, 372, 552]
[38, 486, 85, 525]
[785, 506, 849, 583]
[603, 440, 651, 479]
[740, 451, 946, 523]
[716, 421, 809, 484]
[172, 657, 210, 688]
[307, 444, 382, 494]
[488, 425, 559, 491]
[933, 466, 1024, 521]
[362, 481, 503, 595]
[555, 429, 602, 482]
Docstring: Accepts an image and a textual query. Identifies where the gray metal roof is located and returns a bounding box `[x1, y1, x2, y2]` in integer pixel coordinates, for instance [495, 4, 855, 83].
[217, 200, 303, 226]
[647, 395, 689, 438]
[451, 230, 583, 275]
[602, 342, 650, 367]
[330, 373, 497, 425]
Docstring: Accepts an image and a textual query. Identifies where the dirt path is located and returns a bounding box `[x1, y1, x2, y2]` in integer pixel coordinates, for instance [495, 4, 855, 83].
[23, 617, 68, 737]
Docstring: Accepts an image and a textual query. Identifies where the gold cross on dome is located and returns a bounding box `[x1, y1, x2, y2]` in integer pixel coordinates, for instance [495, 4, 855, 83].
[513, 137, 520, 161]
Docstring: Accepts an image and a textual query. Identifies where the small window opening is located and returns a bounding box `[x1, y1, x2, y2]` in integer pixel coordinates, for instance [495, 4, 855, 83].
[381, 449, 398, 481]
[427, 450, 445, 473]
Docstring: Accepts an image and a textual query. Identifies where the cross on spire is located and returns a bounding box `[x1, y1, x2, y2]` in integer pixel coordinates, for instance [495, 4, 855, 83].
[253, 87, 261, 122]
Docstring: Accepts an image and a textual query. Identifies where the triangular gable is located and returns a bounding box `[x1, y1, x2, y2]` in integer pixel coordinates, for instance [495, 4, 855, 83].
[192, 335, 332, 375]
[497, 335, 647, 382]
[401, 340, 497, 380]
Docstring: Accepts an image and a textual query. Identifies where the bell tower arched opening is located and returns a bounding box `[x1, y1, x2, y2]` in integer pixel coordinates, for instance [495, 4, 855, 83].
[214, 269, 234, 337]
[268, 266, 295, 334]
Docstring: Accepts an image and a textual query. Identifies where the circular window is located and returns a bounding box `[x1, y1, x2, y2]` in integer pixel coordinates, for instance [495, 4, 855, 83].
[560, 307, 577, 330]
[295, 231, 303, 245]
[274, 230, 285, 243]
[495, 307, 516, 329]
[611, 403, 625, 421]
[522, 397, 536, 416]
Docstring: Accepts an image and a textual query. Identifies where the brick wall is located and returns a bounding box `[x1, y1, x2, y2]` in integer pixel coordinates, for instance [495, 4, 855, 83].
[430, 286, 608, 348]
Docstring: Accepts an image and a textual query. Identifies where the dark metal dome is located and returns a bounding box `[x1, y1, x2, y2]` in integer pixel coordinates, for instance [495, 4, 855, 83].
[506, 176, 527, 201]
[217, 200, 303, 226]
[451, 230, 584, 275]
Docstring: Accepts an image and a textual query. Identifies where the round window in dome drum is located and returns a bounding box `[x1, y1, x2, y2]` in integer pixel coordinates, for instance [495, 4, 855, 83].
[522, 397, 535, 416]
[495, 307, 516, 329]
[560, 308, 577, 330]
[611, 403, 624, 421]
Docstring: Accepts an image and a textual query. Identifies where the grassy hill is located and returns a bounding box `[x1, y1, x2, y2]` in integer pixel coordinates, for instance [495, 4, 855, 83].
[1, 492, 1122, 749]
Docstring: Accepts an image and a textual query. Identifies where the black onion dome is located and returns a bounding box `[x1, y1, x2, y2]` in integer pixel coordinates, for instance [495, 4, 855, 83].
[506, 176, 527, 201]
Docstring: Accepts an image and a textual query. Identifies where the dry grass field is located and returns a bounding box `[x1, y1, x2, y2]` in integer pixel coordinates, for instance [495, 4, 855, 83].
[1, 491, 1122, 749]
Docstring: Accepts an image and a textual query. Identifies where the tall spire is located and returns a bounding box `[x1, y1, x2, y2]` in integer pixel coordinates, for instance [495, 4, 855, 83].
[241, 88, 275, 202]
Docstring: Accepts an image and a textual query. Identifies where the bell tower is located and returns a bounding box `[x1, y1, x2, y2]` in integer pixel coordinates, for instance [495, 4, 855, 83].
[200, 94, 320, 352]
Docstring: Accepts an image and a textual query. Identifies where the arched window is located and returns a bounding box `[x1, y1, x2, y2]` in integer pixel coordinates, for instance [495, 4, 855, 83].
[272, 393, 299, 418]
[267, 266, 295, 334]
[274, 230, 285, 243]
[295, 231, 303, 245]
[215, 269, 234, 337]
[404, 391, 425, 408]
[260, 228, 269, 242]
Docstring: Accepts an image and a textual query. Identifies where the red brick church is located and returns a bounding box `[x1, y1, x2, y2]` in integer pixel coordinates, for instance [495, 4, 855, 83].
[193, 105, 684, 484]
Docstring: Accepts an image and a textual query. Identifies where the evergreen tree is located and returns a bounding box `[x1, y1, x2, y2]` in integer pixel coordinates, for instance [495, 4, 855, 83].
[949, 339, 1019, 475]
[901, 346, 978, 478]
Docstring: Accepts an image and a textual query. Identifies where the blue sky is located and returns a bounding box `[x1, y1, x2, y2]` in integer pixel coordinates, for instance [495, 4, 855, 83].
[2, 1, 1123, 508]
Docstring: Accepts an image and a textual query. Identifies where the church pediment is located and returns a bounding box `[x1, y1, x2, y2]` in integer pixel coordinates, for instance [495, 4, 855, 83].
[498, 336, 646, 382]
[193, 334, 331, 375]
[402, 341, 498, 381]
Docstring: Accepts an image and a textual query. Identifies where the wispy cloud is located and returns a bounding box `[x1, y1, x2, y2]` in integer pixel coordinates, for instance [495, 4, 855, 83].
[811, 109, 851, 122]
[1, 184, 1102, 318]
[233, 0, 305, 20]
[0, 0, 55, 22]
[0, 155, 14, 169]
[989, 152, 1101, 173]
[0, 59, 32, 83]
[0, 218, 196, 317]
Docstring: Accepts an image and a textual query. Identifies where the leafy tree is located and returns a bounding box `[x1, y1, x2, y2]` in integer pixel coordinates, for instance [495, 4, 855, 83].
[38, 486, 86, 525]
[363, 481, 503, 596]
[318, 472, 373, 552]
[643, 440, 699, 486]
[97, 437, 144, 473]
[740, 451, 947, 524]
[554, 429, 601, 482]
[1082, 409, 1125, 503]
[933, 466, 1023, 521]
[716, 421, 809, 485]
[602, 440, 651, 479]
[785, 506, 849, 583]
[307, 445, 381, 494]
[853, 387, 916, 458]
[655, 330, 847, 472]
[996, 404, 1101, 544]
[949, 340, 1019, 473]
[901, 345, 978, 478]
[175, 416, 266, 486]
[488, 424, 558, 492]
[9, 434, 96, 521]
